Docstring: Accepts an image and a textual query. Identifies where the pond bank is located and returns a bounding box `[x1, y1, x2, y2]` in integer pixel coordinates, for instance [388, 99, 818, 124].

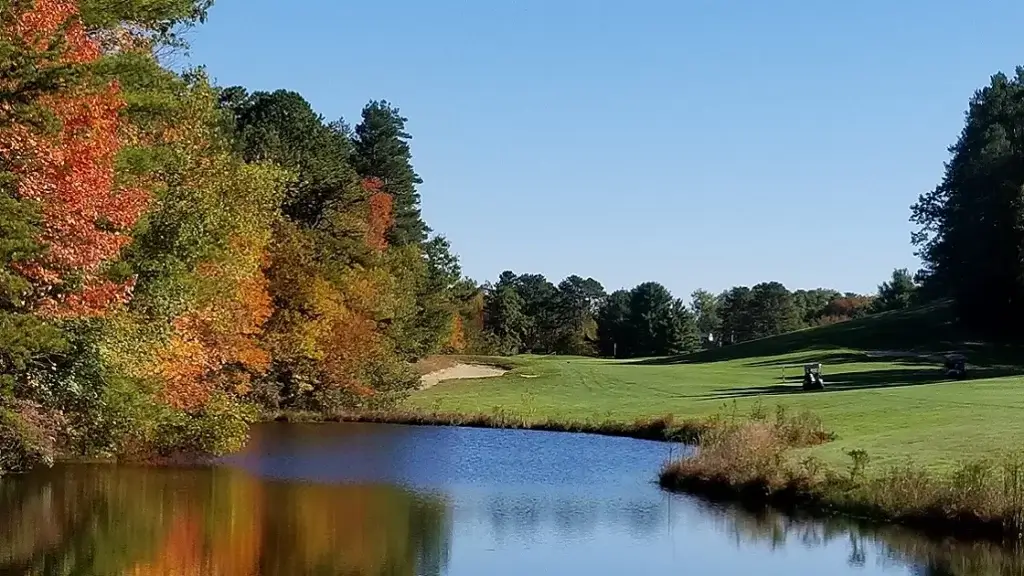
[273, 409, 709, 443]
[658, 416, 1024, 544]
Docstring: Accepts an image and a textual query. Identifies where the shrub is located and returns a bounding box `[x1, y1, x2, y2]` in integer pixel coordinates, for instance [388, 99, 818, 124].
[0, 402, 60, 473]
[661, 408, 1024, 539]
[153, 393, 256, 458]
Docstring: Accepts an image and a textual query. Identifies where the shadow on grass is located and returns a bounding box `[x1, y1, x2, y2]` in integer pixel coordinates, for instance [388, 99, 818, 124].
[701, 366, 1024, 399]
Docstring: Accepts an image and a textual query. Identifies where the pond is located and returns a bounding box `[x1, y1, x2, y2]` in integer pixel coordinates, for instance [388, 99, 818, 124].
[0, 422, 1020, 575]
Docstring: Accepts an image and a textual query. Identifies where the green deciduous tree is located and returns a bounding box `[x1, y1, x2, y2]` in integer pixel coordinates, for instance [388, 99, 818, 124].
[690, 289, 721, 347]
[792, 288, 841, 327]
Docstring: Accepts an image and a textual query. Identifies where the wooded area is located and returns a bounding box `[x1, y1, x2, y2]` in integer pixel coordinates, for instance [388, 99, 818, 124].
[0, 0, 477, 470]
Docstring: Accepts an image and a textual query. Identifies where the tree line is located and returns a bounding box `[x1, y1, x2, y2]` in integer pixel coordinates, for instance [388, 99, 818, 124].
[473, 269, 919, 359]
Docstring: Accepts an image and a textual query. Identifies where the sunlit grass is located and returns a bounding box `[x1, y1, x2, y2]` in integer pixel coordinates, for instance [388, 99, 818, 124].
[407, 304, 1024, 470]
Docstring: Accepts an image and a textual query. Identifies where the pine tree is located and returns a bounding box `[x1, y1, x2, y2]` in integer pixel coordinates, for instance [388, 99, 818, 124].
[483, 283, 528, 355]
[353, 100, 430, 246]
[911, 69, 1024, 337]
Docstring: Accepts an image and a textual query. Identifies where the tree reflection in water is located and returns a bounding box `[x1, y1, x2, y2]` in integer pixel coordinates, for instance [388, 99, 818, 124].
[0, 465, 452, 576]
[3, 463, 1024, 576]
[693, 499, 1024, 576]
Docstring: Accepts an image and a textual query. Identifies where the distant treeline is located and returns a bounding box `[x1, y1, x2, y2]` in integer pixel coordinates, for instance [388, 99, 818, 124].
[467, 268, 919, 358]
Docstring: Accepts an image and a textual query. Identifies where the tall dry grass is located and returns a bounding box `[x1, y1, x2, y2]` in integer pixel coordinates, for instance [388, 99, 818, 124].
[660, 408, 1024, 541]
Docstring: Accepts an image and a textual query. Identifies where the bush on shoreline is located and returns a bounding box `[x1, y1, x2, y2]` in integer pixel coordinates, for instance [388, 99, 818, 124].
[0, 402, 60, 474]
[659, 408, 1024, 541]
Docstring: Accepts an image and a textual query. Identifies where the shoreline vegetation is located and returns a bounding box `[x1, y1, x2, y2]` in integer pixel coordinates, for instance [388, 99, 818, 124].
[271, 409, 710, 443]
[657, 406, 1024, 544]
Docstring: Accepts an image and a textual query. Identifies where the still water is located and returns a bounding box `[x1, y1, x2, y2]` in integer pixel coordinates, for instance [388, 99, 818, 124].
[1, 422, 1021, 575]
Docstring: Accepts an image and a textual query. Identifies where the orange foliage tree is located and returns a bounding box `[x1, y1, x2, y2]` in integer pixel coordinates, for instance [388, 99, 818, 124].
[364, 177, 393, 252]
[154, 254, 274, 410]
[0, 0, 150, 318]
[263, 221, 417, 410]
[66, 68, 285, 418]
[444, 314, 466, 353]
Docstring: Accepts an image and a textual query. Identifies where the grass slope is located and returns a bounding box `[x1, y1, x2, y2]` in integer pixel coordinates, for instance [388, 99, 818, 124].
[409, 302, 1024, 469]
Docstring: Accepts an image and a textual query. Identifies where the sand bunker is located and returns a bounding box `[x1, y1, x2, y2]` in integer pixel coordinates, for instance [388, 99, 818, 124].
[419, 363, 508, 390]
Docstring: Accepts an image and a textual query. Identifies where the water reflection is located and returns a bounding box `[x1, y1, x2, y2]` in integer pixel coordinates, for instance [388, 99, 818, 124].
[0, 423, 1023, 576]
[0, 466, 451, 576]
[693, 499, 1024, 576]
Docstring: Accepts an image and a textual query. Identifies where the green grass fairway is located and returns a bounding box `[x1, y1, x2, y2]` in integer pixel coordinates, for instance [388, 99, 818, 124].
[409, 303, 1024, 469]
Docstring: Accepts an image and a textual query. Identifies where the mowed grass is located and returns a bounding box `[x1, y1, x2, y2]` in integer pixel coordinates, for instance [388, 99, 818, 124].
[408, 303, 1024, 470]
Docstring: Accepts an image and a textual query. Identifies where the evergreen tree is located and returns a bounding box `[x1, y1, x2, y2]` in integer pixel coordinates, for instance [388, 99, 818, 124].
[670, 298, 702, 354]
[407, 235, 464, 357]
[553, 275, 605, 355]
[353, 101, 429, 247]
[597, 290, 632, 358]
[747, 282, 801, 339]
[912, 68, 1024, 338]
[483, 284, 528, 355]
[718, 286, 754, 344]
[874, 268, 918, 312]
[226, 89, 363, 235]
[511, 273, 559, 353]
[627, 282, 698, 357]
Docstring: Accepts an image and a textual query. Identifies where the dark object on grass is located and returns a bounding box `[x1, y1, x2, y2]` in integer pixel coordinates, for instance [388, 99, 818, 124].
[803, 363, 825, 391]
[943, 354, 967, 379]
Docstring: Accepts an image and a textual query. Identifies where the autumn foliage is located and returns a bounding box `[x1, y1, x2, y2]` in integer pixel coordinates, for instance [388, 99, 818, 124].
[154, 265, 273, 410]
[0, 0, 453, 467]
[1, 0, 149, 318]
[365, 177, 393, 252]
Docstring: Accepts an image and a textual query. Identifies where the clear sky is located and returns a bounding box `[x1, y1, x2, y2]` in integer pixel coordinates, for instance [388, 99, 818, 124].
[186, 0, 1024, 298]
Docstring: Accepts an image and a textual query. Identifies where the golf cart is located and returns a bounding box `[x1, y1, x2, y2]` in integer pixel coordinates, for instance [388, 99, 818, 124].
[803, 363, 825, 391]
[943, 354, 967, 380]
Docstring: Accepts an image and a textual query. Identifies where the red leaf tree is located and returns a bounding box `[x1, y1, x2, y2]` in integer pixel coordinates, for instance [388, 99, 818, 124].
[0, 0, 150, 318]
[364, 177, 393, 253]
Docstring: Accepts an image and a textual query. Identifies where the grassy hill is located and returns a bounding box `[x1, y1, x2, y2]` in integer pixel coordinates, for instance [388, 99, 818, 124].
[408, 302, 1024, 469]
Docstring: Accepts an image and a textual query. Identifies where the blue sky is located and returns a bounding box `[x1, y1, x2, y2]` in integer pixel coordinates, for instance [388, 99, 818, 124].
[186, 0, 1024, 298]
